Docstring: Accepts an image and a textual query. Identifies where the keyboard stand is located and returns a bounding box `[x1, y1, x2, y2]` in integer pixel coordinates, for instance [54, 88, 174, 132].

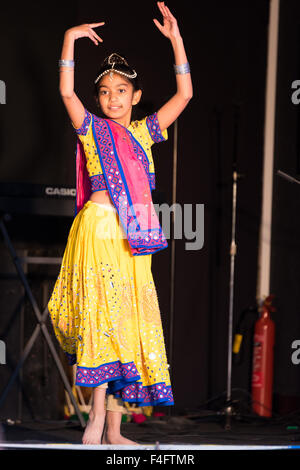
[0, 213, 86, 428]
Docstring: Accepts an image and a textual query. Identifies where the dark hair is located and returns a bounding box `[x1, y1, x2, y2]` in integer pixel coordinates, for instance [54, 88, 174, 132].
[94, 53, 143, 98]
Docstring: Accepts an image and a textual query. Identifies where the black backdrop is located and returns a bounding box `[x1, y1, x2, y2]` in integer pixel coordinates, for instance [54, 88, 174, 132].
[2, 0, 300, 419]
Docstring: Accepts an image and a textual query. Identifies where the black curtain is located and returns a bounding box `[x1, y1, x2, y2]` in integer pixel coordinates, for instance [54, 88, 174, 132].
[0, 0, 285, 417]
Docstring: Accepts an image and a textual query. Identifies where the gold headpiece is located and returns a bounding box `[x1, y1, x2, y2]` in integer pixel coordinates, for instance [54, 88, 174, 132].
[94, 53, 137, 84]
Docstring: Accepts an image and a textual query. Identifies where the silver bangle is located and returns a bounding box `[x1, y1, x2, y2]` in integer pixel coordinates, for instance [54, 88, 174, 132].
[59, 59, 75, 68]
[174, 62, 190, 75]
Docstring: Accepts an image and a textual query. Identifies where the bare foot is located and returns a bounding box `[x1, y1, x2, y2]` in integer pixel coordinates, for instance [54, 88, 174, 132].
[82, 412, 106, 445]
[102, 430, 140, 446]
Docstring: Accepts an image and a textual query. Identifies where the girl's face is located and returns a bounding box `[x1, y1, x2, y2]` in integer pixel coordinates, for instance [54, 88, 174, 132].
[97, 73, 141, 127]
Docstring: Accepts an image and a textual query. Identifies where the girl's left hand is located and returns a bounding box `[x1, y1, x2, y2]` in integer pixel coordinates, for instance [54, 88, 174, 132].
[153, 2, 181, 40]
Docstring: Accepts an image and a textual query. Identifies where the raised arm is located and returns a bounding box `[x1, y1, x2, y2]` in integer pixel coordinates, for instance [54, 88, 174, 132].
[59, 23, 105, 129]
[153, 2, 193, 132]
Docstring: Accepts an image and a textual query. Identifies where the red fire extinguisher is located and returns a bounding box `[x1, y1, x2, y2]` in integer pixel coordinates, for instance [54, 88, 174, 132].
[251, 295, 275, 417]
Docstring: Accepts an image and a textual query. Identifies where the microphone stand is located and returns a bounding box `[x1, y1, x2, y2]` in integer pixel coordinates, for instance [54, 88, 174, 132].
[277, 170, 300, 185]
[222, 170, 296, 429]
[223, 103, 244, 430]
[221, 164, 297, 431]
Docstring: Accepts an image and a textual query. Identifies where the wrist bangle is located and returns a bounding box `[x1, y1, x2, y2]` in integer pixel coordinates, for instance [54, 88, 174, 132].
[174, 62, 190, 75]
[59, 59, 75, 68]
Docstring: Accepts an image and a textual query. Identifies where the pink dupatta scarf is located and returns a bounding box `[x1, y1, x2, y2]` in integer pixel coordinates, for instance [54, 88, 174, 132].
[75, 139, 91, 215]
[75, 115, 168, 256]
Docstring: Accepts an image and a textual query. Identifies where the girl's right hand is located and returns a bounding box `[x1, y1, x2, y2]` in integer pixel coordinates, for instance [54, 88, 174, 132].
[65, 23, 105, 46]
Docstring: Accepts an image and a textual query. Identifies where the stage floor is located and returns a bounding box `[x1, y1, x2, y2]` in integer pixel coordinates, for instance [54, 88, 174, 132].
[1, 412, 300, 451]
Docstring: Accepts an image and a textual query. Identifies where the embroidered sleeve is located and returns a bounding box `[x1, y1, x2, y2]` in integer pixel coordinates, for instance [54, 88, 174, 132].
[146, 112, 168, 144]
[71, 108, 92, 137]
[71, 108, 104, 178]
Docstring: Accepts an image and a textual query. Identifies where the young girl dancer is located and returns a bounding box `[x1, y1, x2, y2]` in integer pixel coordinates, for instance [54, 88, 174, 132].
[48, 2, 192, 445]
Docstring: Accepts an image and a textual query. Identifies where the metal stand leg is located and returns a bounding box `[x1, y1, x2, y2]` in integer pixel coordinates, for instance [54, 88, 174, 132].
[0, 214, 86, 428]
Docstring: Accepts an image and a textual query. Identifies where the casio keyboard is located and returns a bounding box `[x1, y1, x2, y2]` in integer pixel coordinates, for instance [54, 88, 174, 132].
[0, 182, 76, 217]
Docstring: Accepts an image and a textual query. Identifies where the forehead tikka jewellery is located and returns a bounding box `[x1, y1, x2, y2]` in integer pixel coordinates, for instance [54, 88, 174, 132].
[94, 53, 137, 84]
[109, 62, 115, 82]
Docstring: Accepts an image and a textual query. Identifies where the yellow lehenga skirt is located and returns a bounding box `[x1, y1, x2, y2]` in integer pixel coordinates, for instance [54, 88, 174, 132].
[48, 200, 174, 407]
